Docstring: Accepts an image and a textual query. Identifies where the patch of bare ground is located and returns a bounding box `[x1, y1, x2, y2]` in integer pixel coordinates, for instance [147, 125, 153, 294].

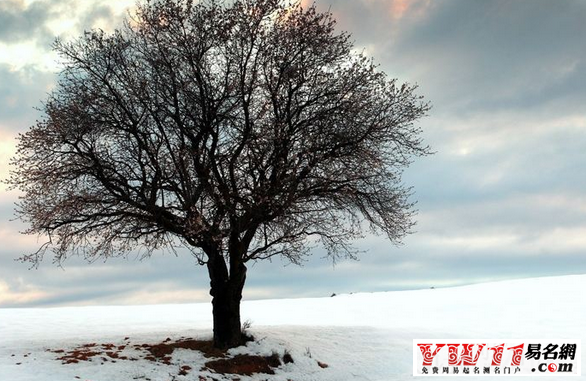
[53, 348, 102, 364]
[48, 337, 224, 367]
[204, 353, 281, 376]
[140, 337, 226, 361]
[46, 336, 329, 378]
[178, 365, 192, 376]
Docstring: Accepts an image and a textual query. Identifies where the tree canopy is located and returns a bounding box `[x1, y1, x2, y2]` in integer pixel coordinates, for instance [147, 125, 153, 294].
[9, 0, 430, 348]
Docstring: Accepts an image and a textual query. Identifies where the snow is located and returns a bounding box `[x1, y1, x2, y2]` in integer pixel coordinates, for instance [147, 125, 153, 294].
[1, 274, 585, 380]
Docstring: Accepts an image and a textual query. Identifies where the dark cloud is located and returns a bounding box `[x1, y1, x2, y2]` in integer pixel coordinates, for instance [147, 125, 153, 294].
[318, 0, 586, 115]
[0, 64, 56, 129]
[396, 0, 586, 115]
[0, 0, 126, 50]
[0, 0, 54, 44]
[78, 4, 117, 31]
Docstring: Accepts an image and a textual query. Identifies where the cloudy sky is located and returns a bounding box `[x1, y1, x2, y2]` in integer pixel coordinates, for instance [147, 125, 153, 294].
[1, 0, 585, 308]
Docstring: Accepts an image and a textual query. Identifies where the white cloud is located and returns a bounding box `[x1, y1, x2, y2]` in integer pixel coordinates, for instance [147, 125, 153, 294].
[0, 0, 135, 71]
[0, 278, 50, 305]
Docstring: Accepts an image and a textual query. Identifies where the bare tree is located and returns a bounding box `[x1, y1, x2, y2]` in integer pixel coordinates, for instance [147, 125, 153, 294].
[9, 0, 430, 348]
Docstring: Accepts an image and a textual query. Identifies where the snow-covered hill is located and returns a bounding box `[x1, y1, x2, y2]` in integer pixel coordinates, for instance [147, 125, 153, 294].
[1, 274, 585, 380]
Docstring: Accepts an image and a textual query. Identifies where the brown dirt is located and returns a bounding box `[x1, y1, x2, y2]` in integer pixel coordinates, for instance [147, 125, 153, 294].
[205, 354, 282, 376]
[47, 337, 315, 378]
[178, 365, 192, 376]
[142, 338, 226, 360]
[50, 337, 225, 366]
[55, 348, 102, 364]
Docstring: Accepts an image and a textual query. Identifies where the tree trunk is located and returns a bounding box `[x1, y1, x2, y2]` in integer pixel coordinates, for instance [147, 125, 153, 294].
[207, 252, 247, 349]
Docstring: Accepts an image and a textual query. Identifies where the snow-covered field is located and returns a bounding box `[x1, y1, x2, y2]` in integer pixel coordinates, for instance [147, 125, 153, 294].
[1, 274, 585, 380]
